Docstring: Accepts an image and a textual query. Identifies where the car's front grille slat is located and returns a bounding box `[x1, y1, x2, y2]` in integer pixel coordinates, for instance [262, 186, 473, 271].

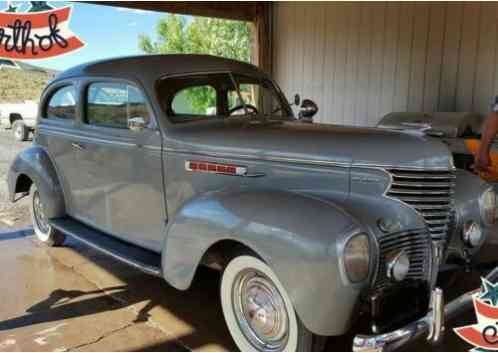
[391, 181, 455, 188]
[374, 229, 432, 290]
[386, 169, 455, 242]
[389, 169, 456, 178]
[388, 189, 453, 195]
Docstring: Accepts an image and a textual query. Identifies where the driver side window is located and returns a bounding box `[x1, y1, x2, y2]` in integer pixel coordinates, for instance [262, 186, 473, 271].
[172, 85, 217, 116]
[228, 82, 283, 117]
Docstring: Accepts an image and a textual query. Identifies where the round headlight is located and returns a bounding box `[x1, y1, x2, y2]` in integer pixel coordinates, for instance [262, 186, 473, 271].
[462, 221, 483, 248]
[344, 233, 370, 283]
[480, 187, 496, 226]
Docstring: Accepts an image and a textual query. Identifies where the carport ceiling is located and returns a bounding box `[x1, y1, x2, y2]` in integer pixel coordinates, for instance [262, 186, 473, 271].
[88, 1, 260, 21]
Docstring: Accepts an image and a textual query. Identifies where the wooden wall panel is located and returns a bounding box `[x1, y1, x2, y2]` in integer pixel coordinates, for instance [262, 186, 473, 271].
[407, 3, 429, 112]
[456, 2, 481, 112]
[423, 2, 445, 112]
[273, 1, 498, 126]
[438, 2, 463, 112]
[332, 3, 350, 124]
[379, 2, 401, 117]
[393, 2, 414, 113]
[367, 3, 386, 125]
[475, 2, 497, 113]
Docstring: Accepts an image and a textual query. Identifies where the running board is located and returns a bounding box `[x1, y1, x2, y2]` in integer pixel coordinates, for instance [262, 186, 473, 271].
[50, 217, 162, 277]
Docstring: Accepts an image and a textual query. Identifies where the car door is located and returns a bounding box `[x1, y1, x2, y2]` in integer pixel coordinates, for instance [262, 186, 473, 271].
[37, 83, 80, 215]
[70, 80, 166, 252]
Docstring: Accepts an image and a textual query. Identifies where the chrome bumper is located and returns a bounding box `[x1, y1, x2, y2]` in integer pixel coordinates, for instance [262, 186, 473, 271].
[353, 266, 498, 352]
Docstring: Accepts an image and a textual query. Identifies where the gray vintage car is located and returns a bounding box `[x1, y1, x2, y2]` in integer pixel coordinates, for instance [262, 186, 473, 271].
[7, 55, 497, 352]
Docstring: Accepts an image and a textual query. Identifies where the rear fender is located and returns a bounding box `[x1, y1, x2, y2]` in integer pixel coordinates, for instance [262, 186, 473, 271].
[8, 146, 65, 218]
[162, 188, 367, 336]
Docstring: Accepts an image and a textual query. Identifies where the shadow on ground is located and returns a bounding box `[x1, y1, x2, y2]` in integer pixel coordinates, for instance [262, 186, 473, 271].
[0, 230, 490, 351]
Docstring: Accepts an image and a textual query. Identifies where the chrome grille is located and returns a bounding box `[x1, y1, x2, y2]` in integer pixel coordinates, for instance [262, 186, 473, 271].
[375, 229, 432, 290]
[386, 169, 455, 242]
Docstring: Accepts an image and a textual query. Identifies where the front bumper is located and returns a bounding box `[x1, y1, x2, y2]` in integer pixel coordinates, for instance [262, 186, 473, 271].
[353, 267, 498, 352]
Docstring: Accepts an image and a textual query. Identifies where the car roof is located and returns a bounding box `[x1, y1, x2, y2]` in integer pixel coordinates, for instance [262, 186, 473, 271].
[55, 54, 267, 83]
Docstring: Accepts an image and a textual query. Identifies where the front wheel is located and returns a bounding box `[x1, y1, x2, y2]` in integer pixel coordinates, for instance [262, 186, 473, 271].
[30, 185, 65, 246]
[221, 254, 324, 351]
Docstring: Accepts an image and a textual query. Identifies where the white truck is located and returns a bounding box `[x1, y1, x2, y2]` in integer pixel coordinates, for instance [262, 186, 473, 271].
[0, 100, 38, 141]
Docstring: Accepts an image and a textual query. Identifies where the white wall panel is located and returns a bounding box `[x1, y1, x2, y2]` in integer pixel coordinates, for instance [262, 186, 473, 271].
[273, 1, 498, 126]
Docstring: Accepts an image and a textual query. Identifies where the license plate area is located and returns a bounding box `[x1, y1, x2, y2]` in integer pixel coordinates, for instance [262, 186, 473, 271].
[370, 281, 430, 334]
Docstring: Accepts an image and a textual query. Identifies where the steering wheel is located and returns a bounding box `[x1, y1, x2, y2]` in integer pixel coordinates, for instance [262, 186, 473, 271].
[228, 104, 259, 116]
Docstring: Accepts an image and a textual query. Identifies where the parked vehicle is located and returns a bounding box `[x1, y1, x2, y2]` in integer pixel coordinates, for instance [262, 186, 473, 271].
[378, 112, 483, 171]
[7, 55, 496, 352]
[0, 100, 39, 141]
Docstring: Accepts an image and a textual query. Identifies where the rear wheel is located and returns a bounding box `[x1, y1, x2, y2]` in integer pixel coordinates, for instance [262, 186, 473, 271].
[220, 254, 325, 351]
[30, 185, 65, 246]
[13, 120, 28, 141]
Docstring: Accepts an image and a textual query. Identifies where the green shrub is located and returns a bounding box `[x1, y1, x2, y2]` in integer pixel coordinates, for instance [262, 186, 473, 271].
[0, 69, 50, 104]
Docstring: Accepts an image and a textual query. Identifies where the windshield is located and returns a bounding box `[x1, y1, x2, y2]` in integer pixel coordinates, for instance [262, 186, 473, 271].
[157, 72, 293, 123]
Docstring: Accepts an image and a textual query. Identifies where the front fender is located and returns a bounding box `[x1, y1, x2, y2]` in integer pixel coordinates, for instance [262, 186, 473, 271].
[8, 146, 65, 218]
[162, 188, 367, 336]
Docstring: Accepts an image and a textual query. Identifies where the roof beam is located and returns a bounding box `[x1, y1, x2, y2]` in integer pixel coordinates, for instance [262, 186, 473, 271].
[86, 1, 259, 22]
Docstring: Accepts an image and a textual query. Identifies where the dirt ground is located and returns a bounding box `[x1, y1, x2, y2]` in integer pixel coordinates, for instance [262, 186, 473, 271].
[0, 129, 489, 352]
[0, 130, 31, 231]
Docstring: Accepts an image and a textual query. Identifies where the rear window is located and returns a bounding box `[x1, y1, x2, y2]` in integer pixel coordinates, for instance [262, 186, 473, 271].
[45, 85, 76, 120]
[86, 82, 150, 129]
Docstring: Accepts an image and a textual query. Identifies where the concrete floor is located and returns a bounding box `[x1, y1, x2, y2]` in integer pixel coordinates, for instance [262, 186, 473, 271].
[0, 228, 486, 352]
[0, 229, 236, 352]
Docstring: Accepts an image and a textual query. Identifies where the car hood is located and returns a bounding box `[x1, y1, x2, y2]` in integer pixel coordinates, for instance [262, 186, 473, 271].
[166, 120, 454, 170]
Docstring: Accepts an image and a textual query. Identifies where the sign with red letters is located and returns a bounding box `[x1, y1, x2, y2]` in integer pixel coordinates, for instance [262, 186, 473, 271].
[0, 4, 84, 60]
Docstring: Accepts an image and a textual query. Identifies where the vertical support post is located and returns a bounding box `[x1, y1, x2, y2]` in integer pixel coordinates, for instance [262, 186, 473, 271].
[251, 2, 272, 74]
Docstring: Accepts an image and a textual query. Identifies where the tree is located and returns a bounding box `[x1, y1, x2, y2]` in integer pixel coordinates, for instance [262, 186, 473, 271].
[139, 15, 251, 62]
[139, 15, 252, 113]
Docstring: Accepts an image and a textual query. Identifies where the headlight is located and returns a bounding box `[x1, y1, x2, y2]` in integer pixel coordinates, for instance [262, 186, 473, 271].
[462, 221, 483, 248]
[480, 187, 496, 226]
[344, 233, 370, 282]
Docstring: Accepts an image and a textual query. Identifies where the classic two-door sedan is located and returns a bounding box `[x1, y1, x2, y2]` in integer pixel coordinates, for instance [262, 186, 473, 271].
[7, 55, 497, 351]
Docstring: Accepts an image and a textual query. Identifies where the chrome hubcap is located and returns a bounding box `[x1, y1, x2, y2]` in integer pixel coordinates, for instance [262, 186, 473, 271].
[233, 270, 289, 351]
[33, 191, 50, 234]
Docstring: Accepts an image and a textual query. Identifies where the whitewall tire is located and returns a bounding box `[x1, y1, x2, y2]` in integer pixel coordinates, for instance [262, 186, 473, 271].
[221, 254, 317, 352]
[30, 185, 65, 246]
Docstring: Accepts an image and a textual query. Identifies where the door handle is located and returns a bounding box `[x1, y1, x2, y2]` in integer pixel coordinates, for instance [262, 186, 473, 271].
[71, 142, 85, 150]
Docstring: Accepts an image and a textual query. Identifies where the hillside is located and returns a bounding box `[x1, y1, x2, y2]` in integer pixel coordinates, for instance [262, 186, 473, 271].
[0, 68, 51, 104]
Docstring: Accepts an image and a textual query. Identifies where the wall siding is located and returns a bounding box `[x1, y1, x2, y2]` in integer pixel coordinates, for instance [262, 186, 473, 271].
[273, 1, 498, 126]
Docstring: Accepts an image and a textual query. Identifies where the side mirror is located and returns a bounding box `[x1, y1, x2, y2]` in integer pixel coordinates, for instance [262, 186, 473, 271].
[294, 94, 301, 106]
[298, 99, 318, 122]
[128, 116, 146, 131]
